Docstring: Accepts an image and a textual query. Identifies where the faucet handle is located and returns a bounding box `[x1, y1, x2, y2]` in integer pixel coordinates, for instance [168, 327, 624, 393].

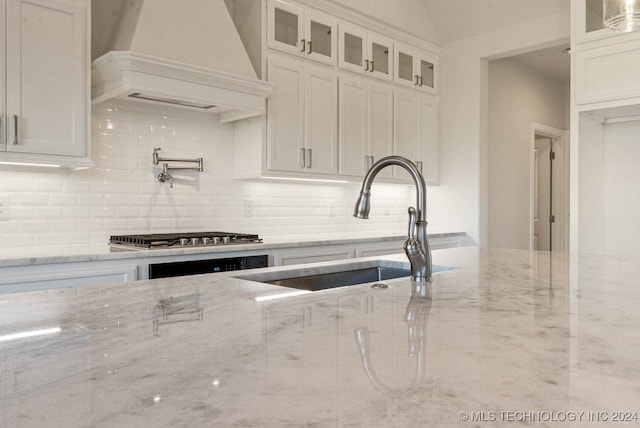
[407, 207, 417, 240]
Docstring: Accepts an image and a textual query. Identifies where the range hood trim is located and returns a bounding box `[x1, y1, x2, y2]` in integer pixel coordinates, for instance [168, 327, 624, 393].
[91, 51, 273, 123]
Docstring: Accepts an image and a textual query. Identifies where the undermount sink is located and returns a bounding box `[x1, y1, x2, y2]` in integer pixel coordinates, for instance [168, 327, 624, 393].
[263, 266, 410, 291]
[236, 260, 453, 292]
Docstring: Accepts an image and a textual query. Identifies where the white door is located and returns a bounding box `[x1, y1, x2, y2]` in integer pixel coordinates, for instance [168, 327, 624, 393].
[6, 0, 86, 156]
[393, 87, 417, 179]
[267, 0, 304, 57]
[267, 56, 305, 172]
[534, 137, 553, 251]
[367, 81, 393, 177]
[338, 73, 368, 176]
[416, 92, 438, 183]
[304, 63, 338, 174]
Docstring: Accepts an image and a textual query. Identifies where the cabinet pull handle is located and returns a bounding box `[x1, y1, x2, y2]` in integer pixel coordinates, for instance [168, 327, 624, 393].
[307, 40, 312, 54]
[369, 61, 374, 72]
[414, 75, 419, 85]
[300, 39, 306, 52]
[13, 115, 19, 145]
[307, 149, 312, 168]
[364, 155, 370, 170]
[418, 76, 423, 87]
[416, 161, 423, 174]
[300, 148, 306, 168]
[365, 59, 370, 71]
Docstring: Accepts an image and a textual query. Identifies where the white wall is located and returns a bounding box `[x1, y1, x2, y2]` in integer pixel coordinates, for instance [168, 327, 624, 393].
[487, 57, 568, 249]
[431, 11, 570, 247]
[578, 116, 640, 256]
[0, 101, 416, 251]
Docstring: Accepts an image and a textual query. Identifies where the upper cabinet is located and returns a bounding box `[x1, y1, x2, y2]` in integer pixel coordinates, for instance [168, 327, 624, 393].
[573, 0, 640, 45]
[267, 0, 337, 66]
[0, 0, 92, 168]
[394, 42, 438, 93]
[266, 55, 338, 175]
[338, 23, 393, 82]
[234, 0, 441, 184]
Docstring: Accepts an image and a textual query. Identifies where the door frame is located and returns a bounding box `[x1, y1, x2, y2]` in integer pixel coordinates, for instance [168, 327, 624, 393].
[529, 123, 569, 251]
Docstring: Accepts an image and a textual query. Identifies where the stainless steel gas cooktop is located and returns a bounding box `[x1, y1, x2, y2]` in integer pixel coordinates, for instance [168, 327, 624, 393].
[109, 232, 262, 250]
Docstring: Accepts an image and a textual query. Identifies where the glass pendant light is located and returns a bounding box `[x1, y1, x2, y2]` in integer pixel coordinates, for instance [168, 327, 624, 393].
[603, 0, 640, 32]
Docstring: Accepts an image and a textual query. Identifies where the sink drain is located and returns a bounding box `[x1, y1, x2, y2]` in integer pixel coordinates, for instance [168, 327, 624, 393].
[371, 283, 389, 289]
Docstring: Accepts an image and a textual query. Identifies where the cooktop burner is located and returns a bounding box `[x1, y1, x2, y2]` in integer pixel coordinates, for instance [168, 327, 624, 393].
[109, 232, 262, 249]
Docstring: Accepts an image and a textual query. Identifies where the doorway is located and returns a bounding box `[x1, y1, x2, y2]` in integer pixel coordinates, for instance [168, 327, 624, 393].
[531, 124, 568, 252]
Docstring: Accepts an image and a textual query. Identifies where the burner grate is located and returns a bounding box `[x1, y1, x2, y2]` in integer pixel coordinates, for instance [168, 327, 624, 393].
[109, 232, 262, 249]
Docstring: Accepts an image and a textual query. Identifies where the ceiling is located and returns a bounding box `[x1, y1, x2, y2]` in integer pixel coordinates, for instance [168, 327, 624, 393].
[91, 0, 571, 82]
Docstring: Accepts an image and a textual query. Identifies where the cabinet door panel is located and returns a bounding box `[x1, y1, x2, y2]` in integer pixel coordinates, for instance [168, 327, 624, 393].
[367, 82, 393, 178]
[393, 88, 417, 179]
[338, 74, 368, 176]
[305, 10, 336, 65]
[267, 57, 305, 172]
[304, 64, 337, 174]
[268, 0, 304, 56]
[338, 23, 366, 74]
[6, 0, 86, 156]
[416, 93, 438, 184]
[368, 33, 393, 82]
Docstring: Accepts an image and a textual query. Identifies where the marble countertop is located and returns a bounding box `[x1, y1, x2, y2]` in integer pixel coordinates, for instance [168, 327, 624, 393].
[1, 247, 639, 427]
[0, 232, 465, 268]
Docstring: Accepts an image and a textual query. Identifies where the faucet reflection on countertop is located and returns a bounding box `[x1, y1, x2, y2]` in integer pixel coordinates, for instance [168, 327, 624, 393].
[354, 282, 432, 395]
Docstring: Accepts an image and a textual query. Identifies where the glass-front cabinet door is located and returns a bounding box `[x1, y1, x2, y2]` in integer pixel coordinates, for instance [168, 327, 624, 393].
[338, 23, 392, 81]
[268, 0, 336, 65]
[572, 0, 640, 44]
[394, 43, 438, 93]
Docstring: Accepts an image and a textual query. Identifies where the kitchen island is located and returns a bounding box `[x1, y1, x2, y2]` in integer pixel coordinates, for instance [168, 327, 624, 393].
[1, 247, 638, 427]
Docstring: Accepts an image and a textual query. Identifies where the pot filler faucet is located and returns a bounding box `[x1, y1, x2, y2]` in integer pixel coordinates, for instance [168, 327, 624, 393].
[353, 156, 432, 283]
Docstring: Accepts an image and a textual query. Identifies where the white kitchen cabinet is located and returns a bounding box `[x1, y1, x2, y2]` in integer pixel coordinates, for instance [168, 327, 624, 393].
[272, 246, 355, 266]
[267, 0, 337, 66]
[338, 72, 393, 178]
[0, 262, 138, 293]
[338, 22, 393, 82]
[267, 54, 338, 175]
[572, 0, 640, 46]
[0, 0, 91, 168]
[393, 87, 438, 184]
[575, 38, 640, 105]
[394, 42, 437, 94]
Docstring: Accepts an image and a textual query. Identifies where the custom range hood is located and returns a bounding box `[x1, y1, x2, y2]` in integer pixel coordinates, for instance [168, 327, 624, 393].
[91, 0, 272, 123]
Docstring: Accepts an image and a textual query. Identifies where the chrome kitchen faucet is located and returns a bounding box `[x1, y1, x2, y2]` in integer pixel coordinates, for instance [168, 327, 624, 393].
[353, 156, 433, 288]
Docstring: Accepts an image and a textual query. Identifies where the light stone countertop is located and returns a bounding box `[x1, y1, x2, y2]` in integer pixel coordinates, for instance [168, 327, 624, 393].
[0, 232, 465, 268]
[1, 246, 638, 427]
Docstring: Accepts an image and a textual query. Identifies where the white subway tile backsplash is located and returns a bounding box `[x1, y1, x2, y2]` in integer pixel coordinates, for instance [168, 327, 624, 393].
[0, 100, 413, 250]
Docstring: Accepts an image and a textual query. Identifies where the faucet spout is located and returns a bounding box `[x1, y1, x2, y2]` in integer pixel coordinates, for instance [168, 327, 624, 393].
[353, 156, 432, 283]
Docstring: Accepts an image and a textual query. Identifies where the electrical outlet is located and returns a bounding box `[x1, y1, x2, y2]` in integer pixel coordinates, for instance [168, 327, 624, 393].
[0, 194, 9, 220]
[243, 199, 255, 218]
[328, 201, 336, 217]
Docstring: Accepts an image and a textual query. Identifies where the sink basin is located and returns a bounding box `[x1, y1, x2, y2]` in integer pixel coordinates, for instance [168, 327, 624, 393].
[236, 260, 454, 293]
[263, 266, 410, 291]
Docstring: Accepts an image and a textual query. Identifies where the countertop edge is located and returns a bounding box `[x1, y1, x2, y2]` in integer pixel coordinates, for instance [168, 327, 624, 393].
[0, 232, 466, 268]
